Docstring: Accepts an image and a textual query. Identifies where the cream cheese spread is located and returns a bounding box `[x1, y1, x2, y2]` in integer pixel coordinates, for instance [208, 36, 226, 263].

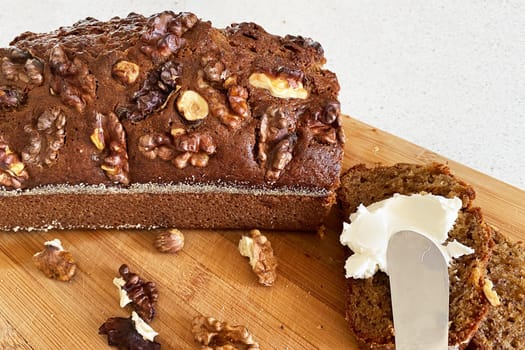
[340, 193, 474, 279]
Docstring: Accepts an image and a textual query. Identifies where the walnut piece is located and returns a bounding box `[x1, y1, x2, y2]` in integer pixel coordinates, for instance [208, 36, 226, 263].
[138, 128, 216, 169]
[115, 264, 159, 323]
[256, 106, 296, 183]
[265, 137, 295, 183]
[201, 54, 227, 83]
[227, 85, 250, 119]
[122, 60, 182, 122]
[0, 85, 26, 110]
[22, 107, 66, 167]
[177, 90, 209, 121]
[197, 70, 244, 129]
[90, 112, 130, 185]
[32, 239, 77, 282]
[308, 101, 343, 145]
[99, 313, 160, 350]
[112, 60, 140, 85]
[154, 228, 185, 253]
[49, 45, 96, 113]
[483, 278, 501, 307]
[1, 48, 44, 86]
[192, 315, 260, 350]
[0, 136, 28, 189]
[238, 229, 278, 286]
[249, 72, 308, 99]
[141, 11, 198, 63]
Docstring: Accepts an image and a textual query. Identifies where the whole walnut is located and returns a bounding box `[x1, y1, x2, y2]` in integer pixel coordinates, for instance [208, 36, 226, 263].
[90, 112, 129, 185]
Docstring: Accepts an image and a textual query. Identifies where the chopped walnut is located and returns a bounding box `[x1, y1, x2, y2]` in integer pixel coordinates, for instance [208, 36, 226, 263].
[307, 101, 343, 145]
[192, 315, 260, 350]
[196, 70, 244, 129]
[32, 239, 77, 282]
[116, 264, 159, 323]
[138, 133, 173, 160]
[483, 278, 501, 307]
[309, 120, 337, 145]
[265, 136, 295, 183]
[112, 60, 140, 85]
[99, 313, 160, 350]
[238, 229, 278, 286]
[0, 136, 28, 189]
[0, 85, 26, 110]
[1, 48, 44, 86]
[48, 45, 96, 112]
[90, 112, 130, 185]
[227, 85, 250, 119]
[256, 106, 296, 182]
[22, 107, 67, 167]
[141, 11, 198, 63]
[201, 55, 227, 83]
[123, 60, 182, 122]
[138, 129, 216, 169]
[154, 228, 185, 253]
[249, 72, 308, 99]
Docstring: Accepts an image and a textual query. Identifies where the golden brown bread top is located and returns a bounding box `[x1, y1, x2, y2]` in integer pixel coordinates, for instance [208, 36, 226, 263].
[0, 11, 343, 192]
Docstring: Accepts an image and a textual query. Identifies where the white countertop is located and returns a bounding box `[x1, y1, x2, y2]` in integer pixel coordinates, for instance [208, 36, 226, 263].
[1, 1, 523, 189]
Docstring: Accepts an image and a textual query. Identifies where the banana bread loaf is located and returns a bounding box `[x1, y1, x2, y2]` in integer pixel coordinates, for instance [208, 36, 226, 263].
[337, 163, 493, 350]
[467, 231, 525, 350]
[0, 11, 344, 231]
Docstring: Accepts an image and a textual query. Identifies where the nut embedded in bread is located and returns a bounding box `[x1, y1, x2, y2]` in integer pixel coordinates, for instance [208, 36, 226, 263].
[337, 163, 493, 350]
[0, 11, 344, 231]
[467, 231, 525, 350]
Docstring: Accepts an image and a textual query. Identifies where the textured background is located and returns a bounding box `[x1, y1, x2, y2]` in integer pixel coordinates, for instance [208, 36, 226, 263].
[0, 0, 523, 189]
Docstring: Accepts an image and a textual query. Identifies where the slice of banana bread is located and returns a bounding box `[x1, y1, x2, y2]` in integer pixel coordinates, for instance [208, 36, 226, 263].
[467, 231, 525, 350]
[337, 163, 493, 350]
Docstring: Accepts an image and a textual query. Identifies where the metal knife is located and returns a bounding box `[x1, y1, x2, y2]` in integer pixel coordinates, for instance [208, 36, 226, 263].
[387, 230, 449, 350]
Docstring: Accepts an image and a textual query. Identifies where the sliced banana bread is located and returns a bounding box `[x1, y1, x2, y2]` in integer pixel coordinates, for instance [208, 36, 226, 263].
[337, 163, 493, 350]
[467, 231, 525, 349]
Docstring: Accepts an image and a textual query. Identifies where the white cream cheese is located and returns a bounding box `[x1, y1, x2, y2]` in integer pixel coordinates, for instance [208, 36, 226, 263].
[113, 277, 132, 308]
[340, 193, 474, 279]
[131, 311, 158, 342]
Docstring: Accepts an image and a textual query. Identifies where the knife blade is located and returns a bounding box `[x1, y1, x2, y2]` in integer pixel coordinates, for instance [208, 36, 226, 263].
[387, 230, 449, 350]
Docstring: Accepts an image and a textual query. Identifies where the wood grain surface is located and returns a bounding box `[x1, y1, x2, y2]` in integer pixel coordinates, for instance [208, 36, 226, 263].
[0, 116, 523, 349]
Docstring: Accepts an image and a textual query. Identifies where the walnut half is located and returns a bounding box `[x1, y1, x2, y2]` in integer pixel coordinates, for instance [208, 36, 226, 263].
[32, 239, 77, 282]
[249, 72, 308, 99]
[154, 228, 185, 253]
[90, 112, 130, 185]
[22, 107, 67, 167]
[114, 264, 159, 323]
[238, 229, 278, 286]
[192, 315, 260, 350]
[99, 312, 160, 350]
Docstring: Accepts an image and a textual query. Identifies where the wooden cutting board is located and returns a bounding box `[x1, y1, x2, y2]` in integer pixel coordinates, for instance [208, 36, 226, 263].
[0, 116, 523, 349]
